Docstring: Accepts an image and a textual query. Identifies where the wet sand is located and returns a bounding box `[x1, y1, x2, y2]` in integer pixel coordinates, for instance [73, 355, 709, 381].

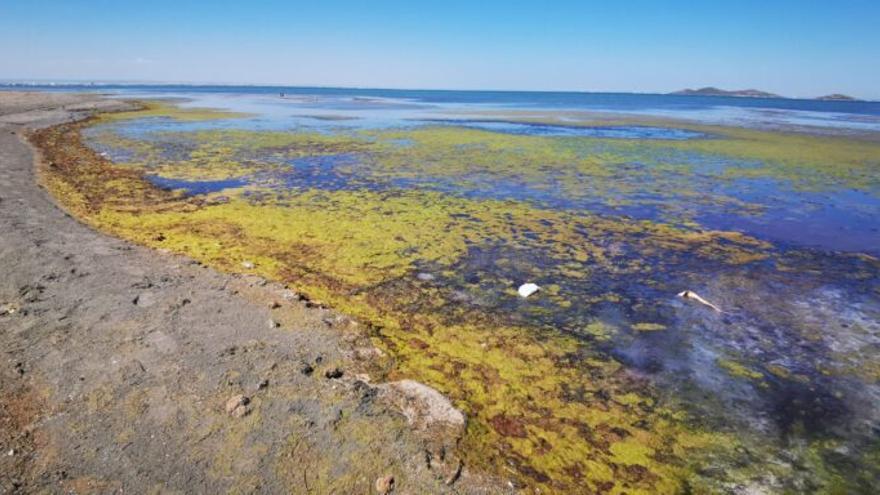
[0, 92, 502, 494]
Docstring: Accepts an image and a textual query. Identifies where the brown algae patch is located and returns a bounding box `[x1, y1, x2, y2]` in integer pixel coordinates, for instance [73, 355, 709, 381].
[29, 106, 880, 494]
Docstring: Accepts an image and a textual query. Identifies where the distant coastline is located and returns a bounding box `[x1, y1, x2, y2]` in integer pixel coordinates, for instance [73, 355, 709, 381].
[670, 87, 781, 98]
[816, 93, 859, 101]
[670, 86, 862, 101]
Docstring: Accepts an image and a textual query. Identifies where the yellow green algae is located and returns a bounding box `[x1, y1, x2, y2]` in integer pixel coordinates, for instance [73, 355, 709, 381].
[390, 112, 880, 193]
[97, 100, 252, 122]
[716, 358, 764, 381]
[30, 104, 880, 494]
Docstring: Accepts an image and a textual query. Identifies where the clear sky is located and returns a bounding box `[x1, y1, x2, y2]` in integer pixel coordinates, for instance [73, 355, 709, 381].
[1, 0, 878, 98]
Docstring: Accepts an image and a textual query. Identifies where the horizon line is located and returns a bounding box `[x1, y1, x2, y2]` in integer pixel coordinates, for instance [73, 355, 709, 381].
[0, 78, 871, 102]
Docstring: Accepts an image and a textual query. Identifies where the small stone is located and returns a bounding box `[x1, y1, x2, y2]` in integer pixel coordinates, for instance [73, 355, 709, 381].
[241, 261, 255, 269]
[230, 404, 250, 418]
[7, 449, 15, 456]
[267, 318, 280, 329]
[300, 363, 315, 376]
[225, 395, 250, 417]
[268, 301, 281, 309]
[132, 292, 158, 307]
[416, 272, 435, 281]
[324, 367, 344, 379]
[257, 378, 269, 390]
[375, 474, 394, 494]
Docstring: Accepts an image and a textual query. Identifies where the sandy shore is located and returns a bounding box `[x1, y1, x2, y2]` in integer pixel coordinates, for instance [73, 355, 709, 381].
[0, 92, 501, 494]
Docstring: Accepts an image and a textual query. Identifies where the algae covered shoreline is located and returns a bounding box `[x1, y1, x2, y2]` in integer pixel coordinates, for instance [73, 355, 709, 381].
[30, 96, 880, 493]
[2, 92, 510, 495]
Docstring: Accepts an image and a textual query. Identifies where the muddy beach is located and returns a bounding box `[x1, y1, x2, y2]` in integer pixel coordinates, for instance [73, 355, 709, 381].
[0, 92, 501, 494]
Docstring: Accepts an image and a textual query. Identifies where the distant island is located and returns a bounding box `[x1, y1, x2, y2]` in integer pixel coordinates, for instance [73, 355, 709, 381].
[670, 87, 866, 101]
[670, 87, 781, 98]
[816, 93, 859, 101]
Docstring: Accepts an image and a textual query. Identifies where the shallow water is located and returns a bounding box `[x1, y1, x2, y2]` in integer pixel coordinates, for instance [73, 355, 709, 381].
[418, 119, 710, 139]
[64, 89, 880, 493]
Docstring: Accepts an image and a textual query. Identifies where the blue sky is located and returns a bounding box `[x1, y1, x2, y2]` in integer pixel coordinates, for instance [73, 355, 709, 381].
[1, 0, 878, 98]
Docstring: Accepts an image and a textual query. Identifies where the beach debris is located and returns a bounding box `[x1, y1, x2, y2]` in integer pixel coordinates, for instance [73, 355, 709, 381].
[375, 474, 394, 494]
[677, 290, 723, 313]
[416, 272, 435, 281]
[225, 394, 250, 418]
[441, 457, 463, 485]
[517, 283, 540, 298]
[0, 303, 18, 316]
[241, 260, 255, 269]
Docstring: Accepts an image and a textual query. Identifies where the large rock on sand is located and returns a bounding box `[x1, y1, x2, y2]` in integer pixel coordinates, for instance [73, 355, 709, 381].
[377, 380, 466, 484]
[377, 380, 465, 434]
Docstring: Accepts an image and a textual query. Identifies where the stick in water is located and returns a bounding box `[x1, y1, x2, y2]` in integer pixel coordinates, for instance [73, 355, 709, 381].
[677, 290, 723, 313]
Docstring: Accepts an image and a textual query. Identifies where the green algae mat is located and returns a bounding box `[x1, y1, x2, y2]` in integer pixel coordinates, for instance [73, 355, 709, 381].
[32, 96, 880, 494]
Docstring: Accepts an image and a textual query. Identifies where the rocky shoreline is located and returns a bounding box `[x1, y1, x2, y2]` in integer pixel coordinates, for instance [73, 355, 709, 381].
[0, 92, 503, 494]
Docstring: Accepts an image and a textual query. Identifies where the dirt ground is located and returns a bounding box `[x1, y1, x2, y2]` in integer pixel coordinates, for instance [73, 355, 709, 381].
[0, 92, 505, 494]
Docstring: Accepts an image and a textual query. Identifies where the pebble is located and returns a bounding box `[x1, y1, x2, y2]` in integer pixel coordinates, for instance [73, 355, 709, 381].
[225, 395, 250, 418]
[267, 318, 280, 329]
[324, 367, 344, 379]
[300, 362, 315, 376]
[375, 474, 394, 494]
[132, 292, 158, 307]
[241, 261, 255, 269]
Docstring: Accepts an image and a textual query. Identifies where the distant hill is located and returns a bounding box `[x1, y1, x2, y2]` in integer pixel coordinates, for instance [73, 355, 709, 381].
[670, 87, 782, 98]
[816, 93, 859, 101]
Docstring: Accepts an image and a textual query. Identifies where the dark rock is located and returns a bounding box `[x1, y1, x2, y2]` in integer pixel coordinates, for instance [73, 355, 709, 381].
[324, 367, 344, 379]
